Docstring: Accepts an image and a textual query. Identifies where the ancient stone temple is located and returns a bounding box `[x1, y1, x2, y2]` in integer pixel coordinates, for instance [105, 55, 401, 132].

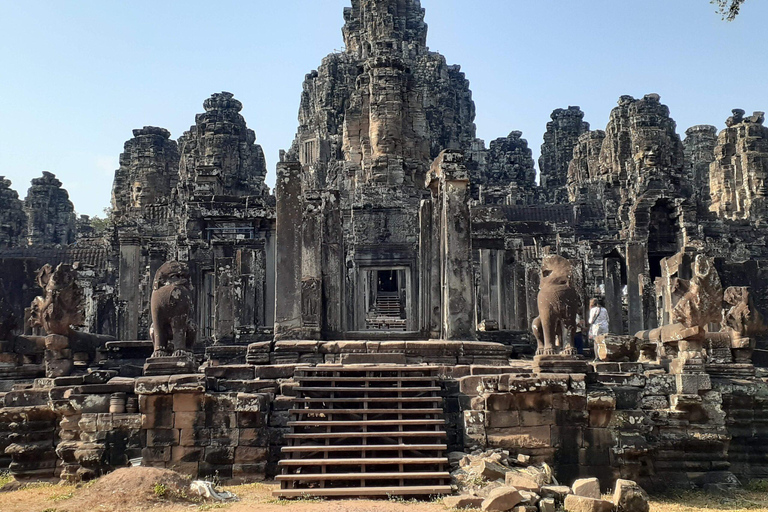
[24, 171, 77, 246]
[2, 0, 768, 501]
[0, 176, 26, 248]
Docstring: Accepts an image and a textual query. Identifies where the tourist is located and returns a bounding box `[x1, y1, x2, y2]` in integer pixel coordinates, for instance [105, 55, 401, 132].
[588, 298, 609, 341]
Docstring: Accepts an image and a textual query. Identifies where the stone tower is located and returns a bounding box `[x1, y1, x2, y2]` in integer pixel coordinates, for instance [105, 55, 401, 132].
[277, 0, 477, 340]
[178, 92, 268, 199]
[475, 131, 538, 205]
[0, 177, 26, 248]
[709, 110, 768, 220]
[23, 172, 76, 246]
[539, 106, 589, 204]
[111, 126, 180, 226]
[683, 124, 717, 214]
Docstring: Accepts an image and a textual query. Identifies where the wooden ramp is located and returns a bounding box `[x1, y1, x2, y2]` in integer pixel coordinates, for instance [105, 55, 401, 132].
[273, 366, 452, 499]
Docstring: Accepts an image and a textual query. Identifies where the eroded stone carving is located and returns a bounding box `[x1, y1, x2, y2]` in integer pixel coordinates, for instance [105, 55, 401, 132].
[149, 261, 196, 357]
[30, 263, 84, 336]
[532, 255, 580, 356]
[23, 172, 77, 246]
[671, 254, 723, 330]
[0, 176, 26, 248]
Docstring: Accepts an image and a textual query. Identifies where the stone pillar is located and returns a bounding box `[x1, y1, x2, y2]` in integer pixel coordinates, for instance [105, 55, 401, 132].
[117, 232, 141, 341]
[300, 192, 322, 339]
[604, 257, 623, 334]
[419, 199, 434, 336]
[514, 261, 528, 331]
[525, 264, 540, 332]
[322, 191, 343, 338]
[214, 257, 235, 343]
[626, 242, 646, 334]
[274, 161, 303, 340]
[264, 230, 276, 329]
[427, 150, 476, 341]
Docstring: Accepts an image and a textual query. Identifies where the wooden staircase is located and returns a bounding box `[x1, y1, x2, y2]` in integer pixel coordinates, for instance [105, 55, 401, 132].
[273, 366, 452, 498]
[365, 292, 407, 331]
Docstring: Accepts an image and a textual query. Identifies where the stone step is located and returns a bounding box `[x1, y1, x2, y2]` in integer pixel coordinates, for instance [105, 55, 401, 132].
[276, 471, 450, 481]
[278, 457, 447, 466]
[282, 444, 447, 453]
[287, 419, 445, 427]
[289, 408, 443, 415]
[295, 386, 441, 393]
[273, 485, 452, 498]
[285, 431, 447, 440]
[293, 396, 442, 403]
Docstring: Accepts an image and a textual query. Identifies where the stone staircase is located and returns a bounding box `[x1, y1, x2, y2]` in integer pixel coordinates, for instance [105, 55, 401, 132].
[365, 293, 407, 331]
[273, 365, 452, 498]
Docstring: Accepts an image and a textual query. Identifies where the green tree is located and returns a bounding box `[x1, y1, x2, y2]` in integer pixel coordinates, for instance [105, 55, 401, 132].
[712, 0, 746, 20]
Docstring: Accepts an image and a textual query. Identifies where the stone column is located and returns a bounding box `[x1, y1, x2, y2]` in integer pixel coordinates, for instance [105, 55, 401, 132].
[514, 261, 528, 331]
[274, 161, 303, 340]
[626, 242, 646, 334]
[214, 257, 235, 343]
[604, 257, 623, 334]
[300, 192, 322, 339]
[419, 199, 434, 336]
[322, 191, 343, 338]
[427, 150, 477, 341]
[117, 231, 141, 341]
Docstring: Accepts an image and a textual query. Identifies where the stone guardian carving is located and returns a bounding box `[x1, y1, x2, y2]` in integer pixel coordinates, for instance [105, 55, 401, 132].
[149, 261, 196, 357]
[532, 255, 580, 356]
[30, 263, 84, 336]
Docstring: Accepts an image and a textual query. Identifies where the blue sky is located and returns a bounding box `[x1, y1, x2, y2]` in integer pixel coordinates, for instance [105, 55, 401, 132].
[1, 0, 766, 217]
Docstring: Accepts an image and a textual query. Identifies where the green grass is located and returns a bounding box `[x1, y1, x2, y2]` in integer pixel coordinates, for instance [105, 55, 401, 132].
[0, 471, 13, 487]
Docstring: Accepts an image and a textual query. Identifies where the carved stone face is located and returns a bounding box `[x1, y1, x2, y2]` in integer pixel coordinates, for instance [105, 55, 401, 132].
[641, 145, 660, 167]
[131, 181, 148, 207]
[153, 261, 191, 290]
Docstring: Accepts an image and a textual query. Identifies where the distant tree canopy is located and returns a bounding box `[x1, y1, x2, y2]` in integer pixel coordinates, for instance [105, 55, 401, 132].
[712, 0, 746, 20]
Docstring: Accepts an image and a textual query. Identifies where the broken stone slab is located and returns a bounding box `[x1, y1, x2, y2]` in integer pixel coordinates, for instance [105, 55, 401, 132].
[505, 472, 541, 492]
[594, 335, 638, 362]
[474, 459, 511, 481]
[481, 486, 524, 512]
[613, 479, 649, 512]
[571, 478, 601, 499]
[518, 490, 540, 505]
[540, 485, 572, 501]
[539, 497, 556, 512]
[444, 495, 485, 509]
[563, 495, 614, 512]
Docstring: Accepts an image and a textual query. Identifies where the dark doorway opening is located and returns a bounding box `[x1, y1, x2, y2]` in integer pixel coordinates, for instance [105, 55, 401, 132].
[377, 270, 398, 293]
[648, 200, 680, 281]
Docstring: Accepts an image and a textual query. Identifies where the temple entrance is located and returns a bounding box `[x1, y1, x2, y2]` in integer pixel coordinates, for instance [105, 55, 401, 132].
[647, 200, 680, 281]
[364, 269, 407, 331]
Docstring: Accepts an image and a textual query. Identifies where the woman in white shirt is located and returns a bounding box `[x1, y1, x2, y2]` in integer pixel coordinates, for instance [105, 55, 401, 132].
[588, 298, 610, 341]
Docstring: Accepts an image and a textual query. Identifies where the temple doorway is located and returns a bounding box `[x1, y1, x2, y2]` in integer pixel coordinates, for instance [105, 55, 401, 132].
[647, 200, 680, 281]
[364, 269, 407, 331]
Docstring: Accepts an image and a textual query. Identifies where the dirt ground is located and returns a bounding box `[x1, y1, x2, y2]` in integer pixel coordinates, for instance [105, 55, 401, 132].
[3, 469, 768, 512]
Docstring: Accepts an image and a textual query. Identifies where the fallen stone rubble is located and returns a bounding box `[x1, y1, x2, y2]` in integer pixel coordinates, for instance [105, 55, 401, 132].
[445, 449, 650, 512]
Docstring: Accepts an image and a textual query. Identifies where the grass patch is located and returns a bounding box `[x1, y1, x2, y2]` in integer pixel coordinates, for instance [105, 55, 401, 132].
[747, 481, 768, 493]
[198, 504, 230, 511]
[0, 471, 12, 487]
[47, 490, 75, 502]
[266, 495, 324, 505]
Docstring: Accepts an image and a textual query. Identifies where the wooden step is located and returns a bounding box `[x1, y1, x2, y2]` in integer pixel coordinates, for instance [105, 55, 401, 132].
[276, 471, 450, 481]
[285, 430, 447, 440]
[293, 397, 442, 403]
[297, 366, 441, 373]
[282, 444, 447, 453]
[296, 386, 441, 392]
[288, 419, 445, 427]
[297, 376, 437, 382]
[273, 485, 452, 498]
[279, 457, 447, 466]
[290, 408, 443, 415]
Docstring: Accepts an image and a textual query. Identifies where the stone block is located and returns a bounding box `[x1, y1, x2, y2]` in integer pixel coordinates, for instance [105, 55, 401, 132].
[505, 472, 541, 492]
[571, 478, 600, 499]
[141, 445, 171, 462]
[444, 495, 484, 509]
[179, 428, 210, 447]
[174, 412, 206, 429]
[204, 445, 235, 465]
[540, 485, 572, 501]
[477, 459, 510, 481]
[173, 392, 205, 412]
[613, 479, 649, 512]
[147, 428, 179, 447]
[171, 445, 203, 462]
[204, 365, 255, 380]
[168, 374, 206, 393]
[481, 486, 524, 512]
[135, 376, 171, 395]
[234, 446, 268, 463]
[520, 410, 554, 427]
[486, 426, 551, 449]
[563, 495, 613, 512]
[539, 497, 556, 512]
[487, 411, 520, 429]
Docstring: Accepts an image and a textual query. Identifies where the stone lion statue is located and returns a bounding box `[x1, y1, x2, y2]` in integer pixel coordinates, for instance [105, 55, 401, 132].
[532, 255, 580, 356]
[672, 254, 722, 329]
[29, 263, 84, 336]
[150, 261, 196, 358]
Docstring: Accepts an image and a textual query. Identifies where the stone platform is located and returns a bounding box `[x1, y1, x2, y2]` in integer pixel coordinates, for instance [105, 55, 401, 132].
[247, 339, 513, 366]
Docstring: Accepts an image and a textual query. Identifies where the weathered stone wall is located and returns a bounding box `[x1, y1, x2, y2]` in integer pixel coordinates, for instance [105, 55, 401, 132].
[709, 110, 768, 220]
[539, 107, 589, 204]
[24, 172, 76, 247]
[0, 177, 26, 248]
